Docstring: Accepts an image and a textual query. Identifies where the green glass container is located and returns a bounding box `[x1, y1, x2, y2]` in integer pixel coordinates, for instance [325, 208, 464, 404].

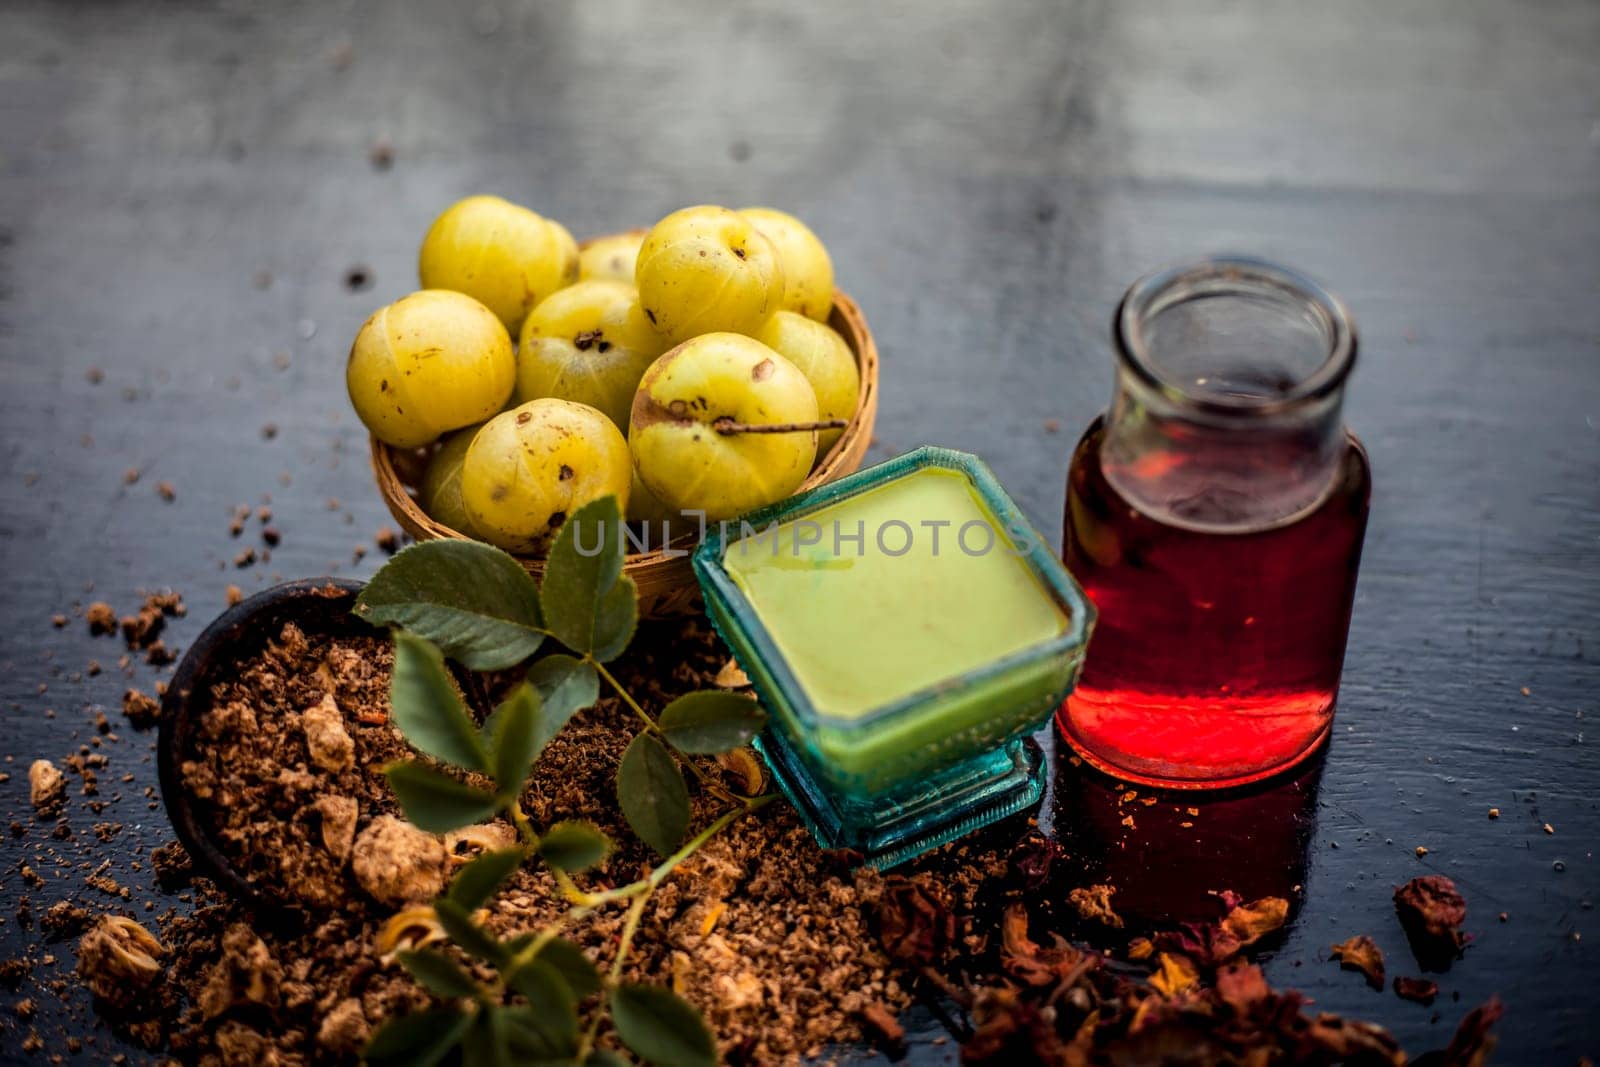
[693, 447, 1095, 868]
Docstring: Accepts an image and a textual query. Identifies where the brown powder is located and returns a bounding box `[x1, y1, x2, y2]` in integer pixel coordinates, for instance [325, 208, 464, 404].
[145, 616, 929, 1063]
[177, 623, 417, 910]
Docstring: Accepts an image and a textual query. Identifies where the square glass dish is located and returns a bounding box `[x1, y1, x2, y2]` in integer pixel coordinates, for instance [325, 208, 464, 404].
[693, 446, 1095, 868]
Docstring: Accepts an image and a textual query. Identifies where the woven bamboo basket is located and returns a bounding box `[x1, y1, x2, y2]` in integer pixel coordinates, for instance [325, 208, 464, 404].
[371, 286, 879, 619]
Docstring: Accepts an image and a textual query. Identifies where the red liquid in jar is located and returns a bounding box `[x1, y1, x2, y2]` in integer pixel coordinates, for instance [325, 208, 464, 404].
[1057, 417, 1370, 788]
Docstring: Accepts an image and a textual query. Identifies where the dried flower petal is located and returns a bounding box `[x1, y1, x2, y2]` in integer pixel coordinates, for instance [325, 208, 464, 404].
[1001, 903, 1086, 988]
[1438, 995, 1504, 1067]
[1393, 976, 1438, 1004]
[1149, 952, 1200, 997]
[1214, 961, 1270, 1013]
[374, 905, 446, 964]
[714, 747, 766, 794]
[1394, 875, 1469, 967]
[442, 822, 516, 865]
[1222, 896, 1289, 947]
[1007, 830, 1067, 892]
[713, 659, 751, 689]
[1330, 934, 1386, 990]
[874, 876, 955, 967]
[965, 986, 1070, 1065]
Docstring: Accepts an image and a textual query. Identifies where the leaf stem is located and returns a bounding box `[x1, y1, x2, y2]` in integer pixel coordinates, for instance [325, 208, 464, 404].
[712, 416, 848, 435]
[590, 658, 729, 797]
[610, 889, 651, 982]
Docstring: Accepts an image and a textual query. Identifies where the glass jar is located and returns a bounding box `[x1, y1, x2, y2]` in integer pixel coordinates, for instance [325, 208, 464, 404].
[1056, 257, 1370, 789]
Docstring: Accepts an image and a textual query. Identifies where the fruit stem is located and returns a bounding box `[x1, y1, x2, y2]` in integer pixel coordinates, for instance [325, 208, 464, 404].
[712, 417, 848, 435]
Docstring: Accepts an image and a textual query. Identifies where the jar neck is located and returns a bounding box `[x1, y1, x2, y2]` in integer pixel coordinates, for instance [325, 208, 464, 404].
[1100, 257, 1357, 532]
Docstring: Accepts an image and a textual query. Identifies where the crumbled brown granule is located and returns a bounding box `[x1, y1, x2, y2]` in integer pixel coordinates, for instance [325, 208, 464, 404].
[155, 480, 176, 502]
[351, 816, 447, 906]
[28, 760, 66, 815]
[77, 916, 165, 1009]
[198, 924, 283, 1019]
[225, 584, 244, 607]
[41, 900, 92, 938]
[177, 623, 418, 910]
[86, 602, 118, 635]
[143, 617, 926, 1063]
[301, 694, 355, 772]
[1068, 883, 1125, 928]
[122, 688, 160, 730]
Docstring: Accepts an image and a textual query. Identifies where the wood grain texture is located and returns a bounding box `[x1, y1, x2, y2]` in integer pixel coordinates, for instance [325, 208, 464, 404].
[0, 0, 1595, 1061]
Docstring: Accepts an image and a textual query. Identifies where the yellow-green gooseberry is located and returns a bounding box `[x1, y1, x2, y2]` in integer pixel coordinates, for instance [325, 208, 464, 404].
[578, 230, 646, 284]
[461, 399, 631, 554]
[755, 311, 859, 457]
[739, 207, 834, 321]
[635, 206, 784, 345]
[626, 469, 681, 526]
[629, 332, 819, 521]
[419, 424, 483, 536]
[418, 195, 579, 332]
[515, 280, 667, 433]
[347, 290, 515, 448]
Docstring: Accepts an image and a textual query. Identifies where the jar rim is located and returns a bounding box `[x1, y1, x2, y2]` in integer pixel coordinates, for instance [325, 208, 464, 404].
[1114, 256, 1357, 417]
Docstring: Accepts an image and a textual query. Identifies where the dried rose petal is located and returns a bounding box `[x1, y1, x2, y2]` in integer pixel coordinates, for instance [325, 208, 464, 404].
[1149, 952, 1200, 997]
[1330, 934, 1386, 990]
[1007, 830, 1067, 891]
[1214, 961, 1271, 1013]
[1394, 875, 1469, 966]
[1438, 995, 1504, 1067]
[1222, 896, 1289, 947]
[965, 986, 1071, 1065]
[874, 875, 955, 967]
[1300, 1014, 1406, 1064]
[1000, 904, 1086, 988]
[1393, 975, 1438, 1004]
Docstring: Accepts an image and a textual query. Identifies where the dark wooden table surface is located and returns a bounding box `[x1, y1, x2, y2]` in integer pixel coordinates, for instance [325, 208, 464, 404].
[2, 1, 1596, 1062]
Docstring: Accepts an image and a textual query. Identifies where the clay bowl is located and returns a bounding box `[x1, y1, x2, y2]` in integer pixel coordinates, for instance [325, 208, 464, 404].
[156, 578, 482, 910]
[372, 272, 880, 619]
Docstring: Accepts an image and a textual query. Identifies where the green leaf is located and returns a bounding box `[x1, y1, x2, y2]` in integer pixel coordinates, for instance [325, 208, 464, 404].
[487, 684, 542, 795]
[538, 820, 613, 873]
[462, 1005, 512, 1067]
[504, 959, 579, 1050]
[384, 762, 502, 834]
[540, 496, 629, 656]
[583, 1051, 632, 1067]
[433, 897, 507, 967]
[448, 847, 526, 912]
[526, 654, 600, 730]
[616, 733, 688, 858]
[391, 632, 489, 772]
[356, 539, 546, 670]
[533, 937, 602, 999]
[502, 996, 579, 1059]
[658, 691, 767, 754]
[611, 983, 717, 1067]
[592, 575, 639, 663]
[365, 1005, 473, 1067]
[397, 947, 481, 999]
